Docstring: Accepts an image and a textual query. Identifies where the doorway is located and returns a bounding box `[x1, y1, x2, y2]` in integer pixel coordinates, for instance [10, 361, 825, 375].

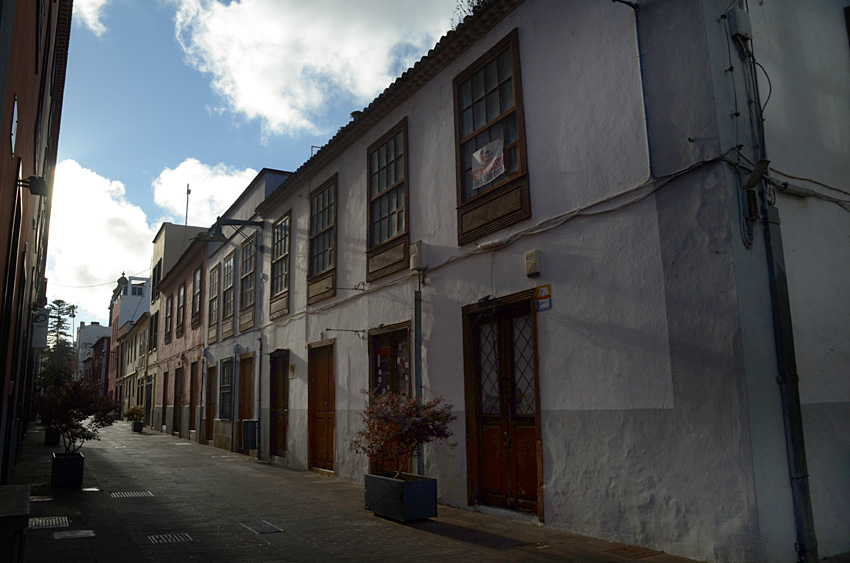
[205, 366, 216, 442]
[308, 342, 334, 471]
[237, 356, 254, 451]
[463, 290, 542, 517]
[369, 325, 410, 473]
[269, 349, 289, 458]
[189, 361, 198, 432]
[173, 367, 183, 436]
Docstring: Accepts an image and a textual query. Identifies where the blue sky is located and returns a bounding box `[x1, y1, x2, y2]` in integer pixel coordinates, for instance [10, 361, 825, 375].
[47, 0, 458, 325]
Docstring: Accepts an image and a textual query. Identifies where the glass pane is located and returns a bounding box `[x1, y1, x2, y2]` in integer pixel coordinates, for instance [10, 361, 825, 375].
[328, 187, 334, 205]
[381, 217, 388, 242]
[370, 151, 379, 174]
[512, 314, 535, 416]
[387, 159, 395, 185]
[499, 78, 514, 113]
[484, 60, 498, 92]
[461, 108, 473, 138]
[486, 90, 499, 122]
[497, 49, 511, 82]
[396, 336, 410, 391]
[507, 146, 518, 173]
[476, 129, 490, 149]
[371, 173, 379, 197]
[372, 219, 380, 245]
[504, 112, 518, 144]
[471, 70, 485, 101]
[379, 168, 386, 191]
[395, 156, 404, 181]
[397, 186, 405, 206]
[386, 138, 395, 161]
[397, 210, 405, 232]
[378, 145, 386, 168]
[388, 186, 397, 212]
[478, 321, 500, 415]
[473, 99, 486, 130]
[395, 132, 403, 156]
[458, 80, 472, 109]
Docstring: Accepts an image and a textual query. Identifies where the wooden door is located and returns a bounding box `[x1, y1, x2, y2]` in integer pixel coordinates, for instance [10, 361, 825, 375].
[269, 350, 289, 458]
[205, 366, 216, 441]
[173, 368, 183, 436]
[161, 372, 168, 431]
[144, 376, 152, 426]
[189, 362, 198, 431]
[466, 297, 539, 514]
[308, 343, 334, 471]
[369, 328, 410, 474]
[237, 357, 254, 450]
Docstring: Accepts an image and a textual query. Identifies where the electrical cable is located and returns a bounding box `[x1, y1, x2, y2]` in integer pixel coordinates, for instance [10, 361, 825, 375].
[50, 267, 151, 288]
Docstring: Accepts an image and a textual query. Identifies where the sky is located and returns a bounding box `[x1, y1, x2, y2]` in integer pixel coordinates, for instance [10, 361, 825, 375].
[47, 0, 459, 327]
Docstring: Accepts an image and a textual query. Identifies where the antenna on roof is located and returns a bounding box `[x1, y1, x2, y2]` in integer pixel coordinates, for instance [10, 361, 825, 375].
[185, 183, 190, 225]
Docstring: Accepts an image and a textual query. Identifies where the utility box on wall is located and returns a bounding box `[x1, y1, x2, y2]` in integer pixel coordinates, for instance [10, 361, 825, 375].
[242, 419, 258, 451]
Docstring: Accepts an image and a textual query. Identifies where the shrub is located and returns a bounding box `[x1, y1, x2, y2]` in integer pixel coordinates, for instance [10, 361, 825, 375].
[351, 389, 456, 479]
[36, 380, 120, 454]
[124, 406, 145, 422]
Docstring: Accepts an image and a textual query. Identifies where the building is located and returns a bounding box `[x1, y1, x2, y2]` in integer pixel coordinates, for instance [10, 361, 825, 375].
[117, 312, 148, 414]
[0, 0, 73, 483]
[202, 168, 290, 451]
[107, 275, 149, 404]
[74, 321, 110, 380]
[89, 335, 110, 396]
[244, 1, 846, 561]
[147, 223, 208, 427]
[155, 238, 210, 439]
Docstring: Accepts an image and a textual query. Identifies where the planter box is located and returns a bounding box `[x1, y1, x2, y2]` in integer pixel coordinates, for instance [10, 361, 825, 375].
[132, 421, 143, 432]
[364, 472, 437, 522]
[51, 452, 84, 488]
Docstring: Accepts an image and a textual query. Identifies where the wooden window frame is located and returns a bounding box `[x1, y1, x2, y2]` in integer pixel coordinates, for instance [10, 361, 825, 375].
[176, 284, 185, 337]
[453, 29, 530, 245]
[164, 295, 173, 344]
[219, 359, 233, 420]
[191, 267, 202, 328]
[270, 212, 291, 320]
[366, 118, 409, 281]
[307, 175, 337, 305]
[239, 235, 257, 331]
[208, 265, 219, 327]
[222, 252, 235, 319]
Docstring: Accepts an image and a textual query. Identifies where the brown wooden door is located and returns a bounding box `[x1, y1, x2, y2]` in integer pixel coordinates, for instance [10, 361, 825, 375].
[237, 357, 254, 450]
[189, 362, 198, 431]
[173, 368, 183, 436]
[205, 366, 216, 441]
[162, 371, 168, 430]
[471, 303, 538, 513]
[308, 344, 334, 471]
[370, 329, 410, 474]
[269, 350, 289, 458]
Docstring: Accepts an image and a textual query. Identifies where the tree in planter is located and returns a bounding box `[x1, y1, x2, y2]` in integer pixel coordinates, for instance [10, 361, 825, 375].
[37, 380, 120, 454]
[351, 389, 456, 479]
[124, 406, 145, 423]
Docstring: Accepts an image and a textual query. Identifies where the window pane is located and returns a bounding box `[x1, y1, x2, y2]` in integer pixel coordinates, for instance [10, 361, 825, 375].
[507, 146, 518, 173]
[370, 151, 378, 173]
[484, 60, 498, 92]
[386, 138, 395, 161]
[486, 90, 499, 122]
[379, 168, 386, 191]
[461, 108, 473, 138]
[505, 112, 518, 144]
[473, 99, 486, 130]
[378, 145, 386, 168]
[458, 80, 472, 109]
[395, 156, 404, 181]
[471, 70, 485, 101]
[497, 49, 511, 82]
[499, 78, 514, 113]
[395, 132, 403, 155]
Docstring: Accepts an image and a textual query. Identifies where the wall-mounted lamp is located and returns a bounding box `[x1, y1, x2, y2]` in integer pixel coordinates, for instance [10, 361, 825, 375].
[743, 159, 770, 190]
[17, 176, 47, 196]
[196, 216, 265, 252]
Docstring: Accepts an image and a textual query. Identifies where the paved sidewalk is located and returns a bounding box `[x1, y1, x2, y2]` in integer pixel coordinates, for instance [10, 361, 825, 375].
[6, 422, 701, 562]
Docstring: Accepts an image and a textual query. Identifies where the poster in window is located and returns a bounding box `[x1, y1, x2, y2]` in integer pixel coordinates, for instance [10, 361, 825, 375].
[472, 138, 505, 190]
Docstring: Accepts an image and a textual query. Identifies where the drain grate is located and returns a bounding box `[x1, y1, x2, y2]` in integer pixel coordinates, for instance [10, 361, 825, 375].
[241, 520, 282, 535]
[54, 530, 95, 539]
[148, 533, 192, 544]
[604, 545, 664, 559]
[110, 491, 154, 498]
[30, 495, 52, 502]
[30, 516, 68, 529]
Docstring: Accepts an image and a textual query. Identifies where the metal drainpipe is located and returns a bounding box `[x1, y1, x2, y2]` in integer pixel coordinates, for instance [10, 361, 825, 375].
[256, 337, 262, 461]
[230, 352, 237, 453]
[763, 207, 819, 563]
[414, 275, 424, 477]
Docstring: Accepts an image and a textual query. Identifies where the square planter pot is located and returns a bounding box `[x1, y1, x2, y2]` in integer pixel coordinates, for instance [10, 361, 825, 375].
[364, 472, 437, 522]
[132, 421, 144, 432]
[51, 452, 84, 488]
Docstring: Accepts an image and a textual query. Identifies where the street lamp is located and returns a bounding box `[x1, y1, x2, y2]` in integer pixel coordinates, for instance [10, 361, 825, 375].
[196, 217, 265, 252]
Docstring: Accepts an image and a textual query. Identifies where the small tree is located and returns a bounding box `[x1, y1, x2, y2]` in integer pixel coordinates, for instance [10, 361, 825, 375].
[36, 380, 120, 454]
[124, 405, 145, 422]
[351, 389, 456, 479]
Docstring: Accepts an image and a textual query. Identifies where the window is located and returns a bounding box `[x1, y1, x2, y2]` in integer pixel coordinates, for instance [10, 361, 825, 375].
[208, 265, 219, 327]
[366, 119, 409, 280]
[164, 296, 173, 341]
[309, 178, 336, 278]
[148, 312, 159, 352]
[240, 236, 256, 310]
[454, 29, 529, 244]
[132, 284, 144, 296]
[151, 259, 162, 303]
[176, 284, 185, 330]
[192, 267, 202, 326]
[219, 359, 233, 420]
[222, 253, 234, 319]
[370, 326, 410, 395]
[270, 213, 291, 320]
[139, 330, 146, 357]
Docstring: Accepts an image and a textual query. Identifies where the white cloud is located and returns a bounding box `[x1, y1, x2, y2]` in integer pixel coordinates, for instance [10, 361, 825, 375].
[73, 0, 110, 37]
[46, 158, 257, 325]
[152, 158, 258, 228]
[172, 0, 455, 136]
[46, 160, 158, 325]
